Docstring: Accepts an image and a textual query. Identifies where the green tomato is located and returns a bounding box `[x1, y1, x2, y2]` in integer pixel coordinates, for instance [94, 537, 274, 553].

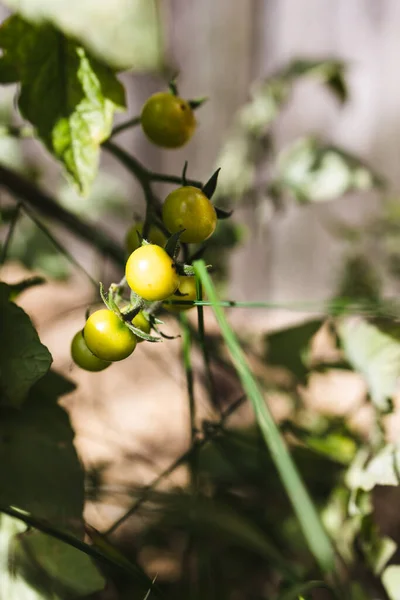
[84, 309, 137, 362]
[141, 92, 196, 148]
[162, 186, 217, 243]
[71, 331, 111, 372]
[125, 221, 167, 255]
[132, 311, 151, 342]
[125, 244, 179, 301]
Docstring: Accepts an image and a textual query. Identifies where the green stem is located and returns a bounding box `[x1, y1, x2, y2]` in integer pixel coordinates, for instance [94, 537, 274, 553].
[195, 278, 219, 413]
[0, 201, 22, 266]
[193, 260, 336, 575]
[181, 313, 196, 445]
[110, 115, 141, 137]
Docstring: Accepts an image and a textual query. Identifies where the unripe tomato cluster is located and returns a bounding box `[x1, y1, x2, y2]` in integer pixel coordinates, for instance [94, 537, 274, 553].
[72, 88, 228, 372]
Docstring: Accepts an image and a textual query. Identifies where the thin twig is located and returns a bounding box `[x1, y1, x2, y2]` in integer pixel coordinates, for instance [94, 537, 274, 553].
[0, 163, 125, 267]
[0, 200, 22, 265]
[22, 204, 98, 288]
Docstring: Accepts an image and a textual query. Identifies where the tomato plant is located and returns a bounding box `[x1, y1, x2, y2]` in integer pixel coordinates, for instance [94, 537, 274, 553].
[0, 4, 396, 599]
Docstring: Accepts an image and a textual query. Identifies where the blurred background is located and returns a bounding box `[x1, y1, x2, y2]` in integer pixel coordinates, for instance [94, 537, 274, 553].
[3, 1, 400, 598]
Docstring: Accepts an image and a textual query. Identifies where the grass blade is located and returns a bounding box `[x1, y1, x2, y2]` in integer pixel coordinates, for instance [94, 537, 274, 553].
[193, 260, 336, 574]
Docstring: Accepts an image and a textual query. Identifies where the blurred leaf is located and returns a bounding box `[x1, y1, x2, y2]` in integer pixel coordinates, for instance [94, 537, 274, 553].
[7, 276, 46, 301]
[265, 319, 322, 382]
[1, 0, 162, 71]
[0, 16, 126, 194]
[0, 282, 52, 407]
[275, 137, 384, 204]
[337, 317, 400, 413]
[14, 530, 105, 598]
[355, 444, 400, 491]
[359, 517, 396, 576]
[281, 58, 348, 103]
[0, 370, 83, 530]
[277, 580, 332, 600]
[336, 254, 381, 303]
[383, 565, 400, 600]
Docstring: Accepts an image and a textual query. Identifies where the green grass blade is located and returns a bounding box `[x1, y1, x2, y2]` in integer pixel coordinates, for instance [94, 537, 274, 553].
[193, 260, 336, 574]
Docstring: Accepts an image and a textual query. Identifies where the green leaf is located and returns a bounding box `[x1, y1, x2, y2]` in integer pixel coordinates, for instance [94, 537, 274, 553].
[383, 565, 400, 600]
[275, 137, 384, 204]
[337, 317, 400, 413]
[0, 16, 126, 194]
[0, 282, 52, 407]
[0, 370, 84, 530]
[194, 260, 336, 574]
[1, 0, 163, 71]
[359, 517, 397, 576]
[265, 319, 322, 382]
[335, 254, 382, 303]
[13, 530, 105, 598]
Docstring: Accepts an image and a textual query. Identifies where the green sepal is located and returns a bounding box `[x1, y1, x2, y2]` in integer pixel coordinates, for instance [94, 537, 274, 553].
[188, 97, 208, 110]
[153, 323, 180, 340]
[168, 77, 179, 97]
[124, 320, 162, 343]
[165, 229, 185, 259]
[202, 168, 221, 200]
[215, 206, 233, 219]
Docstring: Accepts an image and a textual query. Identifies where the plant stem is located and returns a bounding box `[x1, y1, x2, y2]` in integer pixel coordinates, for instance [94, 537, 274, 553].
[0, 201, 21, 266]
[0, 163, 125, 267]
[111, 115, 141, 137]
[181, 313, 196, 445]
[195, 278, 219, 414]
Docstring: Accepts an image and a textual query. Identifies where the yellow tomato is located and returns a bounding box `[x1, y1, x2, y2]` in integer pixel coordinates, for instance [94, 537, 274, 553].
[125, 244, 179, 301]
[163, 276, 197, 312]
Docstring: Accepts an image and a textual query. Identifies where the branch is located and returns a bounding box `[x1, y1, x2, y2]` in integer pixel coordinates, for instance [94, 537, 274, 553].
[0, 163, 125, 268]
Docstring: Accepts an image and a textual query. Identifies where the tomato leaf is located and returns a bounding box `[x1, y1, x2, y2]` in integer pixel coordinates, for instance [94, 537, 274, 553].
[202, 168, 221, 200]
[0, 282, 52, 407]
[0, 16, 126, 194]
[0, 370, 84, 530]
[13, 530, 105, 598]
[0, 0, 162, 71]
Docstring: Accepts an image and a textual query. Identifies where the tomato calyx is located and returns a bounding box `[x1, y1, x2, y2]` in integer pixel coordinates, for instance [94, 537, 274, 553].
[202, 168, 221, 200]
